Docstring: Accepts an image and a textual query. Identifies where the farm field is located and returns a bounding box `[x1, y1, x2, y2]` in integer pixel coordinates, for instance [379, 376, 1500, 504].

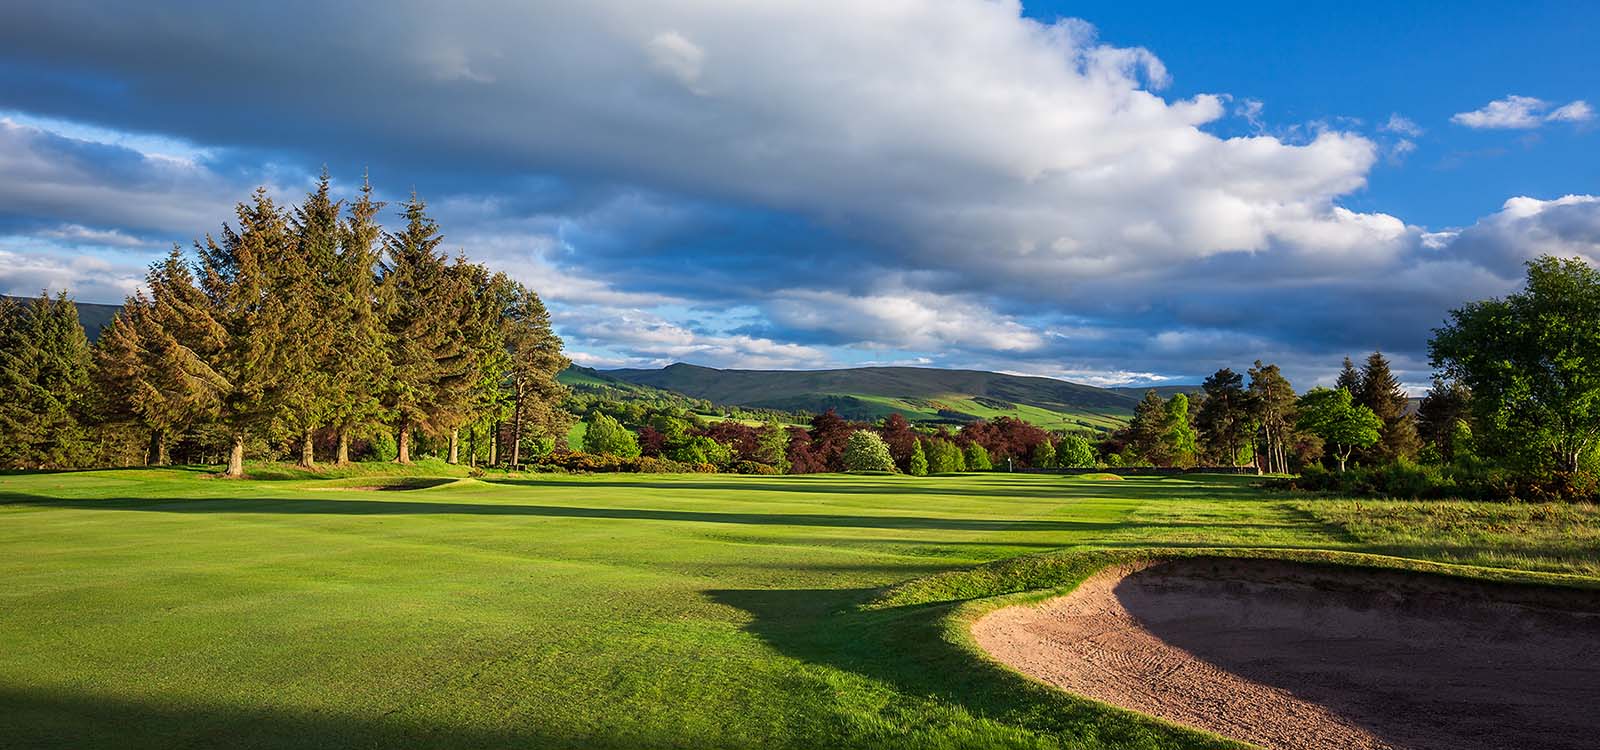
[1, 468, 1595, 749]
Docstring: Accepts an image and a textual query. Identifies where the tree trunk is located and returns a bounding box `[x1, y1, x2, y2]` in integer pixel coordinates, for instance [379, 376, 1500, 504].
[448, 429, 460, 465]
[489, 420, 499, 466]
[147, 429, 168, 466]
[1337, 446, 1349, 473]
[298, 428, 316, 469]
[396, 423, 412, 464]
[336, 428, 351, 465]
[226, 435, 245, 478]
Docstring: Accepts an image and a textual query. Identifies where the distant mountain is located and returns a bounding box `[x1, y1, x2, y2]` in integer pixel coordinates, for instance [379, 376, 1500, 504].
[3, 295, 121, 342]
[1109, 385, 1203, 400]
[595, 363, 1139, 431]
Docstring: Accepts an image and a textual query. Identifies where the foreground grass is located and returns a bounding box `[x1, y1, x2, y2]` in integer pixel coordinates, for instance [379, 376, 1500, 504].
[1, 468, 1594, 749]
[1298, 499, 1600, 576]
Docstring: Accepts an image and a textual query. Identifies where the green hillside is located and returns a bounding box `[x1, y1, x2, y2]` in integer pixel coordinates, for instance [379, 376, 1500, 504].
[599, 363, 1139, 430]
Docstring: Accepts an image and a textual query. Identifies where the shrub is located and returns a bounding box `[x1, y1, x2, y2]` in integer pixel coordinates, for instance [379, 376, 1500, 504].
[734, 460, 780, 475]
[962, 442, 992, 470]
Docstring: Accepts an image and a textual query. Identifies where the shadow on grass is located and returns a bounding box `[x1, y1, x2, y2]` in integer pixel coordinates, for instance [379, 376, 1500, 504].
[0, 492, 1127, 532]
[705, 586, 1240, 750]
[0, 685, 644, 750]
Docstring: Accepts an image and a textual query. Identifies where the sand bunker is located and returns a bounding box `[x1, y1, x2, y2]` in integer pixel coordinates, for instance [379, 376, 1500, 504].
[972, 558, 1600, 750]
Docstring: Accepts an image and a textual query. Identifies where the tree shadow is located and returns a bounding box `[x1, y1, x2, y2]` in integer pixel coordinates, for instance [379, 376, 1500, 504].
[705, 586, 1241, 750]
[0, 685, 608, 750]
[0, 492, 1128, 532]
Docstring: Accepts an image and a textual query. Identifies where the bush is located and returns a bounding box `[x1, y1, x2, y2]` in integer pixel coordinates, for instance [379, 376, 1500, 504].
[734, 460, 781, 475]
[1274, 460, 1598, 502]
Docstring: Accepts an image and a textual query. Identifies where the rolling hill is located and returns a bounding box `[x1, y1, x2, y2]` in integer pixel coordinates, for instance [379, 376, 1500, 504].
[593, 363, 1161, 431]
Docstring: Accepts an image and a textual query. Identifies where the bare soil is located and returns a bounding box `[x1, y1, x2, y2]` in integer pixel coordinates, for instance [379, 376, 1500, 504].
[971, 558, 1600, 750]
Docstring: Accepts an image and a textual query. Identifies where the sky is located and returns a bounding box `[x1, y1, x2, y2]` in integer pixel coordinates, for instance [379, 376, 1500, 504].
[1, 1, 1596, 390]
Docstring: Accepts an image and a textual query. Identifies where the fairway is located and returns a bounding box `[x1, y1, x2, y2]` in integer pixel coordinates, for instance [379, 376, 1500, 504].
[0, 470, 1593, 749]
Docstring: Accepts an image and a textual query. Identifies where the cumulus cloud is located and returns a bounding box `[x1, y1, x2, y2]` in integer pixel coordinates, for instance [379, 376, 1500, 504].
[1451, 95, 1594, 129]
[0, 2, 1596, 387]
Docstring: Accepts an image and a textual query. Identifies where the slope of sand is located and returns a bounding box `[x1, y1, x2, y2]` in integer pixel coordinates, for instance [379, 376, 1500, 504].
[971, 558, 1600, 750]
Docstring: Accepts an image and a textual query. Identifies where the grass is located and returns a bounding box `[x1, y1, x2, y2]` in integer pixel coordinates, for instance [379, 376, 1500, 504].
[1, 469, 1595, 749]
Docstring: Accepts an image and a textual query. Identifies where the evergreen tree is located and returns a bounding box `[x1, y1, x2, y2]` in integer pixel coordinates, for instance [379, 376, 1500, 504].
[963, 441, 992, 470]
[499, 278, 571, 466]
[1416, 378, 1471, 463]
[378, 193, 459, 464]
[907, 438, 929, 476]
[95, 248, 227, 465]
[1127, 390, 1170, 466]
[842, 430, 896, 472]
[0, 294, 96, 468]
[197, 189, 300, 477]
[328, 177, 389, 464]
[282, 172, 343, 467]
[1335, 357, 1361, 393]
[1247, 361, 1297, 474]
[1196, 368, 1250, 466]
[1357, 350, 1421, 462]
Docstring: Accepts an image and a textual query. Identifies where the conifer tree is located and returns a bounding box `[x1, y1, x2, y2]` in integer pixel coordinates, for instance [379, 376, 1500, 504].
[1356, 351, 1421, 463]
[1196, 368, 1250, 466]
[282, 172, 343, 467]
[1335, 357, 1361, 393]
[0, 294, 96, 468]
[96, 248, 228, 465]
[198, 189, 299, 477]
[379, 193, 457, 463]
[1247, 361, 1297, 474]
[497, 277, 571, 466]
[329, 177, 389, 463]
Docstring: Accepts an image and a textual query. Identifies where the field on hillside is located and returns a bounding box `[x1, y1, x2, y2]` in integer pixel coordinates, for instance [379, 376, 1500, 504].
[2, 468, 1595, 749]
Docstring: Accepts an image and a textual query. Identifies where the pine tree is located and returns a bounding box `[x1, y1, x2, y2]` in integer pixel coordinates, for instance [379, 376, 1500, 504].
[499, 277, 571, 466]
[1357, 351, 1421, 463]
[1335, 357, 1361, 393]
[1196, 368, 1250, 466]
[1247, 361, 1297, 474]
[1127, 390, 1170, 466]
[328, 177, 389, 464]
[0, 294, 96, 468]
[1416, 378, 1471, 463]
[282, 172, 344, 467]
[197, 189, 299, 477]
[379, 193, 457, 464]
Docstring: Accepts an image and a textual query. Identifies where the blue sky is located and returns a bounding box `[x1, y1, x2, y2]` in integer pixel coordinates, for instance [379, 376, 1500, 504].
[1, 1, 1596, 389]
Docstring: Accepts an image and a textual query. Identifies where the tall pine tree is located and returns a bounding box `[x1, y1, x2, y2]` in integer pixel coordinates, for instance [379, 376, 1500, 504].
[379, 193, 458, 463]
[0, 294, 96, 468]
[1356, 350, 1420, 463]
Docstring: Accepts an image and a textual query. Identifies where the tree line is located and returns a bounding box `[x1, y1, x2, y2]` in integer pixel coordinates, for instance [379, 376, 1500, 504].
[0, 176, 570, 475]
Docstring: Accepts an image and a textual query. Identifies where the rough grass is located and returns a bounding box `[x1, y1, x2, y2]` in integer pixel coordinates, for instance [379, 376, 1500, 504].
[1298, 499, 1600, 577]
[0, 469, 1594, 749]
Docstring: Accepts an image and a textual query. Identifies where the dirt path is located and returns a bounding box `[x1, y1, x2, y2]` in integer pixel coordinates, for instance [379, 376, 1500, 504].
[971, 558, 1600, 750]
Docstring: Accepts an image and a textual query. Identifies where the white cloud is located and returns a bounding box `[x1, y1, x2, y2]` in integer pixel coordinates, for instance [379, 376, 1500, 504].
[767, 288, 1045, 353]
[1380, 114, 1424, 137]
[562, 307, 828, 369]
[1451, 95, 1594, 129]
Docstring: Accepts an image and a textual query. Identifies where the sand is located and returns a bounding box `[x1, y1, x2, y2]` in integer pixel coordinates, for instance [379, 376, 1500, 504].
[971, 558, 1600, 750]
